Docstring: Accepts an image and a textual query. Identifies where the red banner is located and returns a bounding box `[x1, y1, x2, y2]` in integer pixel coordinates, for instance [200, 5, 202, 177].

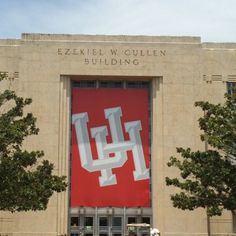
[71, 88, 150, 207]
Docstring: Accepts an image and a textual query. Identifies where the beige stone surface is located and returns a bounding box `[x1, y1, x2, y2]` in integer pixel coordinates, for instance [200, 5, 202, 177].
[0, 34, 236, 235]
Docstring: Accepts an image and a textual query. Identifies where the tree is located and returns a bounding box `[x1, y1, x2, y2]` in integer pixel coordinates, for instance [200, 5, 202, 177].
[166, 94, 236, 235]
[196, 94, 236, 162]
[0, 72, 67, 212]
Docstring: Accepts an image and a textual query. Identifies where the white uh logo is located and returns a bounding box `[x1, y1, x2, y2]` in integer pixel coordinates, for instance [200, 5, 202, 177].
[72, 106, 149, 187]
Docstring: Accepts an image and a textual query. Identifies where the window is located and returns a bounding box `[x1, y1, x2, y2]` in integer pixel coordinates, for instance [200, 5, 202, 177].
[84, 216, 94, 231]
[112, 217, 122, 231]
[227, 82, 236, 95]
[73, 80, 96, 88]
[71, 216, 79, 227]
[126, 81, 149, 88]
[99, 217, 109, 231]
[128, 217, 137, 224]
[141, 217, 150, 224]
[73, 80, 150, 89]
[100, 217, 108, 226]
[99, 81, 123, 88]
[85, 217, 93, 226]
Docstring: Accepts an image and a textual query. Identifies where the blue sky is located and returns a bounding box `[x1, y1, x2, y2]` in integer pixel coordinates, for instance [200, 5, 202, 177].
[1, 0, 236, 42]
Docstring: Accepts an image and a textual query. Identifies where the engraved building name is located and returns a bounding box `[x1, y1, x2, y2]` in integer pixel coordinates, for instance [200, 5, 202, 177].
[57, 48, 166, 66]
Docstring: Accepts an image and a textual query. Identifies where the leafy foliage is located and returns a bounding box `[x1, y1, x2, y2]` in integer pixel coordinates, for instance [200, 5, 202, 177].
[0, 73, 67, 212]
[196, 94, 236, 160]
[166, 94, 236, 217]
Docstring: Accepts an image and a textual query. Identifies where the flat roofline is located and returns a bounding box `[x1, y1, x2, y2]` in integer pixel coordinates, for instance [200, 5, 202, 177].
[21, 33, 201, 43]
[0, 34, 235, 46]
[202, 42, 236, 49]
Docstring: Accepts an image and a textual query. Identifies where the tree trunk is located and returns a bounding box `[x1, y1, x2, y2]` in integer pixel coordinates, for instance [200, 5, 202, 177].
[206, 209, 211, 236]
[205, 117, 211, 236]
[232, 210, 236, 233]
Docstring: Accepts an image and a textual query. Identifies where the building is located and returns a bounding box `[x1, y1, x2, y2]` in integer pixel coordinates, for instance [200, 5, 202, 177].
[0, 33, 236, 236]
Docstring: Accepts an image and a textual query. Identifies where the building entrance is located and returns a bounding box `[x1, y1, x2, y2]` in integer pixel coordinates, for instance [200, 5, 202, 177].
[70, 80, 152, 236]
[70, 207, 152, 236]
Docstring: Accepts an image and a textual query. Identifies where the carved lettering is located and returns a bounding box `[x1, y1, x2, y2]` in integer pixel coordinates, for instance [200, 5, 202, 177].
[111, 58, 117, 65]
[133, 59, 139, 65]
[92, 49, 97, 55]
[83, 58, 139, 66]
[160, 50, 166, 56]
[153, 50, 158, 56]
[104, 59, 109, 65]
[57, 48, 62, 55]
[124, 49, 130, 56]
[110, 49, 118, 56]
[65, 48, 70, 55]
[140, 50, 145, 56]
[123, 49, 165, 57]
[124, 59, 130, 65]
[57, 48, 166, 57]
[57, 47, 166, 66]
[72, 49, 78, 55]
[80, 49, 85, 55]
[133, 50, 138, 56]
[99, 49, 104, 56]
[147, 50, 152, 56]
[84, 58, 89, 65]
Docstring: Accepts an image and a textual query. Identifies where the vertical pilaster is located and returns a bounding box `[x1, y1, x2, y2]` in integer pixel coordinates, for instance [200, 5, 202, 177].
[151, 77, 164, 232]
[57, 76, 71, 236]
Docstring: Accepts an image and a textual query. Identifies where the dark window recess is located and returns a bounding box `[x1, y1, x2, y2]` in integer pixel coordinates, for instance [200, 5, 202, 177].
[71, 216, 79, 227]
[73, 81, 96, 88]
[112, 217, 122, 226]
[73, 80, 150, 89]
[99, 217, 109, 226]
[126, 81, 149, 88]
[99, 81, 123, 88]
[85, 217, 93, 227]
[112, 216, 122, 231]
[128, 217, 137, 224]
[227, 82, 236, 95]
[71, 234, 79, 236]
[141, 217, 150, 224]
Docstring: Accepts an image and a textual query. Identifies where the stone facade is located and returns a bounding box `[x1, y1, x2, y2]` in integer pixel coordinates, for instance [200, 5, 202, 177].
[0, 34, 236, 236]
